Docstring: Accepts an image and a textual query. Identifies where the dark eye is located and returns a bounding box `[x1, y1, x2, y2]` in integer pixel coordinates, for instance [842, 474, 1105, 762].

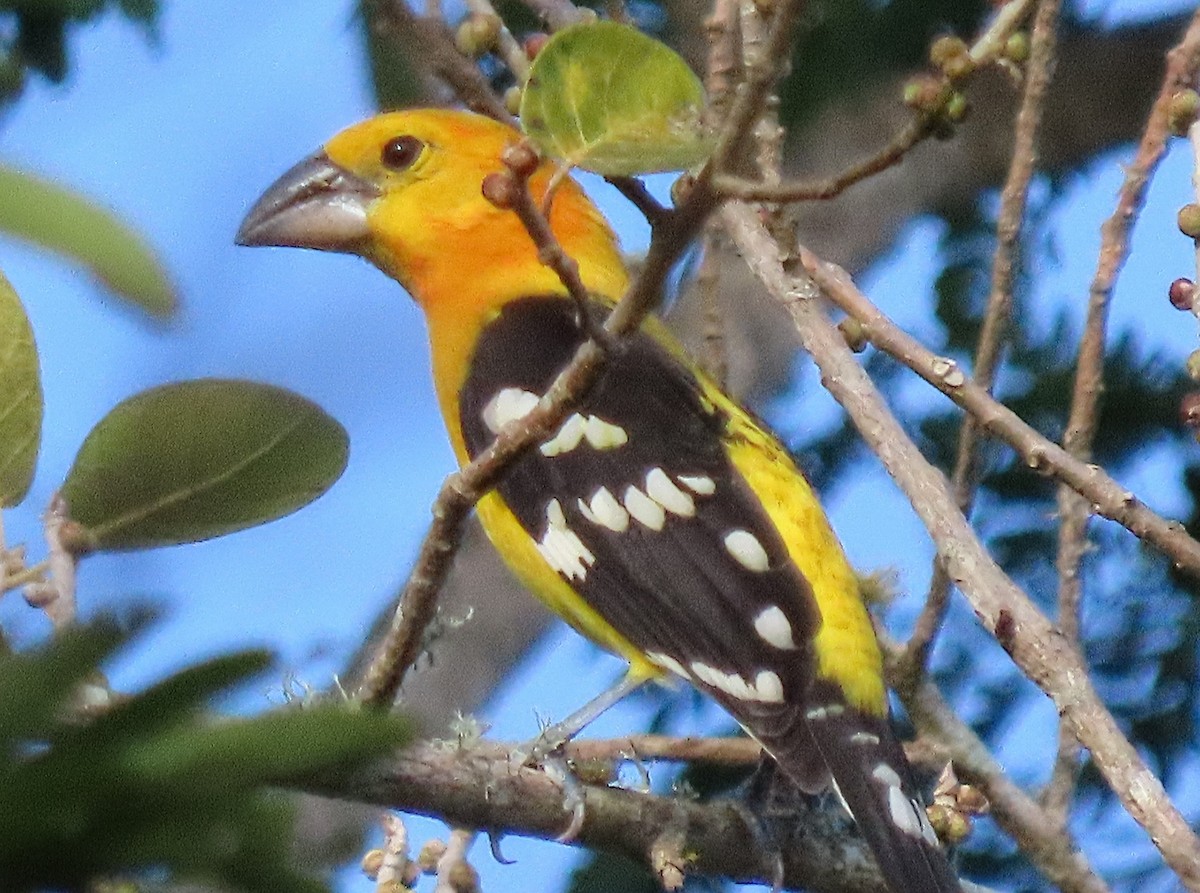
[381, 135, 423, 171]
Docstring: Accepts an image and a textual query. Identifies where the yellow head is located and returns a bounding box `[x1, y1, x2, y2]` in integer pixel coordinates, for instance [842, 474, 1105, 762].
[238, 109, 629, 414]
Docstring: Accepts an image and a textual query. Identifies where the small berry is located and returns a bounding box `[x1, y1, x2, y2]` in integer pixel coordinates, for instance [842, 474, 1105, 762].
[502, 142, 540, 178]
[944, 91, 970, 123]
[447, 861, 480, 893]
[956, 784, 990, 815]
[1169, 277, 1195, 311]
[1170, 89, 1200, 137]
[929, 35, 968, 67]
[571, 756, 617, 785]
[361, 849, 385, 879]
[929, 35, 974, 80]
[1187, 350, 1200, 382]
[927, 803, 972, 845]
[1004, 32, 1030, 64]
[902, 75, 945, 112]
[417, 840, 446, 874]
[1181, 204, 1200, 239]
[455, 13, 501, 58]
[523, 32, 550, 60]
[838, 317, 869, 352]
[375, 882, 411, 893]
[1180, 391, 1200, 427]
[481, 172, 517, 209]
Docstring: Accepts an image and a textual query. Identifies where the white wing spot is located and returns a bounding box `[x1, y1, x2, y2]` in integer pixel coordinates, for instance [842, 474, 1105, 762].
[753, 605, 797, 649]
[583, 415, 628, 449]
[872, 763, 904, 789]
[540, 413, 587, 456]
[753, 669, 784, 702]
[887, 786, 928, 840]
[587, 486, 630, 532]
[645, 467, 696, 517]
[623, 485, 666, 531]
[576, 497, 597, 525]
[646, 651, 689, 679]
[805, 703, 846, 721]
[536, 499, 595, 581]
[724, 529, 770, 572]
[689, 662, 784, 702]
[541, 413, 627, 456]
[872, 763, 931, 841]
[482, 387, 538, 433]
[677, 474, 716, 495]
[849, 731, 881, 745]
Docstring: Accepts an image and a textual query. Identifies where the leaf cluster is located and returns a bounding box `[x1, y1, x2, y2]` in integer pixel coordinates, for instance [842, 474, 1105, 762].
[0, 0, 158, 97]
[0, 614, 411, 893]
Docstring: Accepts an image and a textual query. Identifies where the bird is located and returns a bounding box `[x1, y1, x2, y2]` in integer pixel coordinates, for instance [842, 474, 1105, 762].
[237, 107, 963, 893]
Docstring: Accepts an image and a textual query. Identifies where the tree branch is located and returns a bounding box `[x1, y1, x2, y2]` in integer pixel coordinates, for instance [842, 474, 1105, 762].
[296, 739, 935, 893]
[720, 205, 1200, 887]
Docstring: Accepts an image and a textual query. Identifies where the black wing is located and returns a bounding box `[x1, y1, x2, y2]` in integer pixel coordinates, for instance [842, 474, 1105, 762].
[460, 299, 819, 730]
[458, 296, 960, 893]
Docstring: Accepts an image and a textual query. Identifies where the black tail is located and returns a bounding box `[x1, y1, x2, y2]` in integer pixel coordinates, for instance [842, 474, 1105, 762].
[758, 679, 962, 893]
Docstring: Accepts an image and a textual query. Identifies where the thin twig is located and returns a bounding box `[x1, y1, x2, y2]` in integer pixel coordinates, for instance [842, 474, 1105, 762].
[375, 813, 413, 889]
[2, 558, 48, 593]
[694, 0, 740, 387]
[604, 176, 669, 228]
[901, 0, 1061, 691]
[23, 494, 77, 630]
[433, 828, 477, 893]
[1045, 2, 1200, 823]
[722, 212, 1200, 885]
[713, 116, 934, 202]
[299, 738, 995, 893]
[705, 0, 740, 126]
[697, 225, 729, 385]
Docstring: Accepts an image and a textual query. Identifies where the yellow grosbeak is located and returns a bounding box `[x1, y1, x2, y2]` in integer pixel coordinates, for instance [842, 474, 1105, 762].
[237, 108, 961, 893]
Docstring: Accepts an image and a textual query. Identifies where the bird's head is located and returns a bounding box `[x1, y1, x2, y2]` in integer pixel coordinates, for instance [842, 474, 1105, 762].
[237, 109, 628, 318]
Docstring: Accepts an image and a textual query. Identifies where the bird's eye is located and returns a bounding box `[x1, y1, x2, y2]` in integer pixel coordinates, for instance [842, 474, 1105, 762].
[381, 135, 423, 171]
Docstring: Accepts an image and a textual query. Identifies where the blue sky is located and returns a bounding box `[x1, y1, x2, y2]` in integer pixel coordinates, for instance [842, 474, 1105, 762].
[1, 1, 1197, 891]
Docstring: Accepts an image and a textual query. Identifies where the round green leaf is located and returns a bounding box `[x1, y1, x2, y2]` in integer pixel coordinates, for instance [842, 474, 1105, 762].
[519, 21, 711, 176]
[0, 270, 43, 506]
[0, 164, 177, 319]
[61, 379, 348, 552]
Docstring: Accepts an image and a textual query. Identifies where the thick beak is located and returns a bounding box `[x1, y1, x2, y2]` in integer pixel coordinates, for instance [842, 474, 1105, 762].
[235, 151, 382, 252]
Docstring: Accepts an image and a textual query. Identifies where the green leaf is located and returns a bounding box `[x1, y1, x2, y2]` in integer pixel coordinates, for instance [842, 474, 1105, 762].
[0, 617, 128, 743]
[61, 379, 349, 551]
[0, 615, 405, 893]
[0, 164, 176, 318]
[127, 706, 412, 787]
[0, 270, 43, 506]
[519, 21, 710, 176]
